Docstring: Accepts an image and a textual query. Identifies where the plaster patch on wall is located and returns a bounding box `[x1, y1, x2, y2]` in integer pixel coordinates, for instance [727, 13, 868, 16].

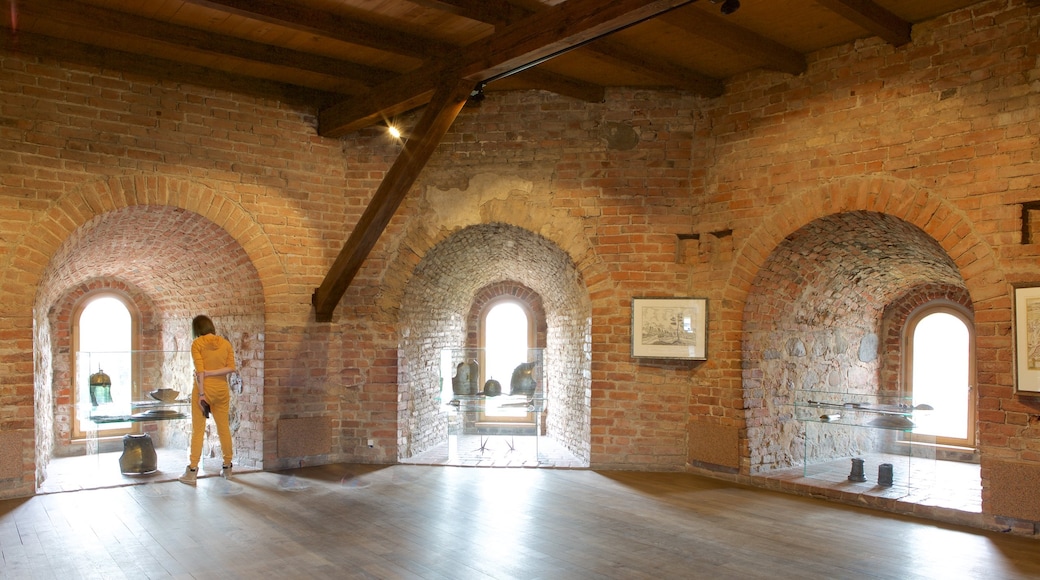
[858, 333, 879, 362]
[600, 121, 639, 151]
[425, 173, 533, 229]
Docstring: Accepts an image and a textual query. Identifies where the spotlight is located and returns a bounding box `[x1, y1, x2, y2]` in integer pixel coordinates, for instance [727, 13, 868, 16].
[387, 125, 401, 139]
[711, 0, 740, 15]
[468, 82, 486, 105]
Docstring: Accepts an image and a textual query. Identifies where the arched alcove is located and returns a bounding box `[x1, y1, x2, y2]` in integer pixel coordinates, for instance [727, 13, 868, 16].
[34, 205, 266, 488]
[742, 211, 969, 473]
[397, 222, 591, 464]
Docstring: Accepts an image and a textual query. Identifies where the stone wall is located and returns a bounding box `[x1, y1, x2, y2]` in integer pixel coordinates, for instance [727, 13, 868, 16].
[743, 211, 968, 472]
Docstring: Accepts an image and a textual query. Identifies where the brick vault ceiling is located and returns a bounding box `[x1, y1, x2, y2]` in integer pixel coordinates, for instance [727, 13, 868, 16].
[38, 205, 261, 317]
[748, 210, 965, 329]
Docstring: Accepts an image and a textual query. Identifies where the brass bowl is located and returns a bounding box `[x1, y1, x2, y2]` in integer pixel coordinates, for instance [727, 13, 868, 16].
[148, 388, 180, 403]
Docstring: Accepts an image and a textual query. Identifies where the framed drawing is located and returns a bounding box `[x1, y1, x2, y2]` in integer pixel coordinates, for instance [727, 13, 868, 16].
[1015, 286, 1040, 393]
[631, 297, 707, 360]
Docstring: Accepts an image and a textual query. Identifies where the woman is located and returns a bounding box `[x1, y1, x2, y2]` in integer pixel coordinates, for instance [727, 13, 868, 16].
[179, 315, 237, 485]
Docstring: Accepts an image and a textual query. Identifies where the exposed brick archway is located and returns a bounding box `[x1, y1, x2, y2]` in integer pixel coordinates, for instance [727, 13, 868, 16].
[721, 183, 1004, 475]
[397, 222, 592, 464]
[26, 177, 275, 493]
[744, 210, 968, 472]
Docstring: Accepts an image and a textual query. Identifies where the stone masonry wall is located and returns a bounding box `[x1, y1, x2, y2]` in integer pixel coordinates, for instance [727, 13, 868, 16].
[743, 211, 967, 472]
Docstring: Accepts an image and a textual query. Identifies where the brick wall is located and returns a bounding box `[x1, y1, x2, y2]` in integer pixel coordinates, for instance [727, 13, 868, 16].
[397, 222, 591, 462]
[0, 0, 1038, 531]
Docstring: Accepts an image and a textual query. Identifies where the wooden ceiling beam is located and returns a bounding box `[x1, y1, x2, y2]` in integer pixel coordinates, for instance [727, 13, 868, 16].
[431, 0, 720, 99]
[16, 0, 396, 86]
[660, 9, 806, 76]
[311, 77, 475, 322]
[180, 0, 455, 60]
[407, 0, 526, 28]
[589, 38, 724, 97]
[815, 0, 912, 47]
[318, 0, 697, 137]
[0, 30, 338, 108]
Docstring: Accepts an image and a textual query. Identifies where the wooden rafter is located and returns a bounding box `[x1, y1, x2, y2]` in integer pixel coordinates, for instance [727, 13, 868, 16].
[408, 0, 526, 28]
[18, 0, 396, 86]
[591, 38, 725, 96]
[660, 9, 806, 76]
[318, 0, 697, 138]
[815, 0, 912, 47]
[311, 77, 475, 322]
[0, 30, 335, 107]
[180, 0, 455, 60]
[312, 0, 699, 320]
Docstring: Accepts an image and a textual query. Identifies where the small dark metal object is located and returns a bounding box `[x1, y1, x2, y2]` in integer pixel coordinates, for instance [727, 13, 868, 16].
[482, 379, 502, 397]
[878, 463, 894, 487]
[848, 458, 867, 482]
[452, 361, 475, 396]
[119, 434, 157, 474]
[200, 398, 211, 418]
[510, 361, 537, 396]
[89, 367, 113, 406]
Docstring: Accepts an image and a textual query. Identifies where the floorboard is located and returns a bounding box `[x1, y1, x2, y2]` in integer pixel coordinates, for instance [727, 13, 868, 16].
[2, 464, 1037, 579]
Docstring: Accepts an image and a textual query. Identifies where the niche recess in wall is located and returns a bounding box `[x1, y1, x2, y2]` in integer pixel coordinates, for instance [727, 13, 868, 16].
[397, 222, 591, 465]
[35, 205, 266, 487]
[742, 211, 968, 474]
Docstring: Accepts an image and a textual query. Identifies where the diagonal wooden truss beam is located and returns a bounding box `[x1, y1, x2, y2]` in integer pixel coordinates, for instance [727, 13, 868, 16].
[815, 0, 912, 46]
[318, 0, 697, 137]
[311, 77, 475, 322]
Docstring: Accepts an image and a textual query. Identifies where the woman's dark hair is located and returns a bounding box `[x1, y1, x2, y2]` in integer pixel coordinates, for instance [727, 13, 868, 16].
[192, 315, 216, 339]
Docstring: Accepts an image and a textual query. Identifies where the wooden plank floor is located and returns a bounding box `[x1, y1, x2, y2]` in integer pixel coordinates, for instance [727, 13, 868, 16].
[2, 464, 1038, 579]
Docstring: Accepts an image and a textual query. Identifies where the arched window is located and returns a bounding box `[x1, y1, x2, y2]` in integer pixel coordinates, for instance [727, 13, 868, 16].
[480, 299, 534, 422]
[72, 293, 138, 439]
[904, 303, 975, 448]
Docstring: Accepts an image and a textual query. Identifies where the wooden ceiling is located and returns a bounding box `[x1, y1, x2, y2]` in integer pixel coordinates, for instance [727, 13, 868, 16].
[0, 0, 989, 318]
[3, 0, 984, 138]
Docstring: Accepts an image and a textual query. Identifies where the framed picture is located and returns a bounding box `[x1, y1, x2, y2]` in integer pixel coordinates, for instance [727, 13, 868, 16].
[1015, 286, 1040, 393]
[631, 297, 707, 360]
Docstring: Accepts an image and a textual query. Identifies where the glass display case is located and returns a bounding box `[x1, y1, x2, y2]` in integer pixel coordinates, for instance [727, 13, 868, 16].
[793, 390, 936, 497]
[440, 348, 545, 464]
[76, 350, 194, 474]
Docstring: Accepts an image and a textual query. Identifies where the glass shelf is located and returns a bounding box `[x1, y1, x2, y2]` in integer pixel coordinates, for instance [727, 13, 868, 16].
[74, 350, 194, 474]
[793, 390, 936, 497]
[440, 348, 545, 464]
